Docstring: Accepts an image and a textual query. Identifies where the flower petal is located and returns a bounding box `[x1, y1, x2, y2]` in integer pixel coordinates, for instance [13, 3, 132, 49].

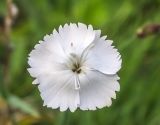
[79, 70, 120, 110]
[28, 36, 68, 78]
[56, 23, 96, 56]
[85, 38, 122, 75]
[28, 35, 66, 67]
[32, 79, 39, 85]
[38, 71, 80, 112]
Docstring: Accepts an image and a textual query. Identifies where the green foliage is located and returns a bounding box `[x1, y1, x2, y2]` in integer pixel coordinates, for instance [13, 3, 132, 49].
[8, 95, 39, 117]
[0, 0, 160, 124]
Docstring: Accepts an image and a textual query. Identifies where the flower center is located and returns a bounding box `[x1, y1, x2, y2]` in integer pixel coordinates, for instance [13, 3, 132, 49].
[72, 63, 81, 74]
[68, 53, 82, 74]
[66, 53, 83, 90]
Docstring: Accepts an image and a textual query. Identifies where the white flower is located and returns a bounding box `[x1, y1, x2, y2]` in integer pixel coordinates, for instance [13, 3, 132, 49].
[28, 23, 122, 112]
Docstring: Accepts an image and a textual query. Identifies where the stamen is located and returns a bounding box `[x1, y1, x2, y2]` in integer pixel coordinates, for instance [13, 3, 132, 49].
[74, 75, 80, 90]
[76, 68, 81, 73]
[76, 91, 80, 106]
[68, 53, 82, 74]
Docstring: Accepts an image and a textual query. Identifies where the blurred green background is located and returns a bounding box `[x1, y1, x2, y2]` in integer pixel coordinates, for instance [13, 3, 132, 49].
[0, 0, 160, 125]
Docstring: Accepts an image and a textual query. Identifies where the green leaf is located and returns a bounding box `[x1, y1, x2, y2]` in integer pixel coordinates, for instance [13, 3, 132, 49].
[8, 95, 39, 117]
